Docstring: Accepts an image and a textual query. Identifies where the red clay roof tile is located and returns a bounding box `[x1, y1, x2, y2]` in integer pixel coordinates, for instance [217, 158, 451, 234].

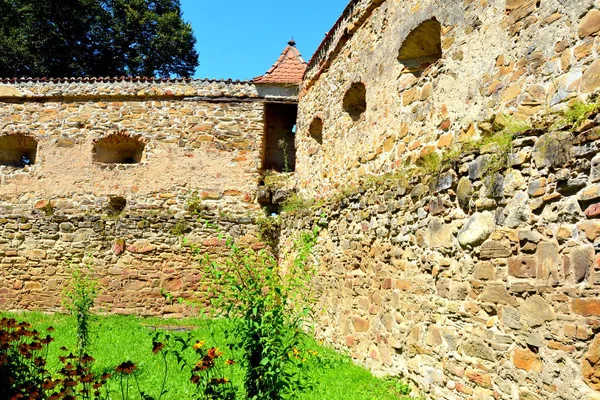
[253, 41, 307, 85]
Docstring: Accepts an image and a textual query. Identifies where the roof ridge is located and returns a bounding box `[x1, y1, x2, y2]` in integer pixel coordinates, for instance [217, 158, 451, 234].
[0, 76, 253, 84]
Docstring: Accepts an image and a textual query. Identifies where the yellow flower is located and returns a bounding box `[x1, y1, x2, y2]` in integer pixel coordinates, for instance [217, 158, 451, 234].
[193, 340, 205, 351]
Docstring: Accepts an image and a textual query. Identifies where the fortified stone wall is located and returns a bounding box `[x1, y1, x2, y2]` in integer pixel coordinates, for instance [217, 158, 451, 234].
[282, 109, 600, 399]
[296, 0, 600, 197]
[0, 78, 297, 315]
[281, 0, 600, 399]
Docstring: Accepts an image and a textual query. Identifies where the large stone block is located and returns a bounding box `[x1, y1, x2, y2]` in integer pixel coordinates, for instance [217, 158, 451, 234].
[583, 334, 600, 390]
[458, 212, 495, 247]
[520, 295, 555, 328]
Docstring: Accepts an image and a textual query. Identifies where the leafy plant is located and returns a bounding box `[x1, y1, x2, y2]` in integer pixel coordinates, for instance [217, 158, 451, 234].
[277, 139, 291, 173]
[62, 262, 98, 359]
[280, 193, 315, 214]
[256, 215, 281, 247]
[201, 228, 319, 400]
[555, 99, 600, 130]
[171, 219, 191, 236]
[0, 317, 110, 400]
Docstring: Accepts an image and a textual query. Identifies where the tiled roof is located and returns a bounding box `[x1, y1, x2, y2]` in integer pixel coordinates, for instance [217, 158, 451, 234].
[253, 41, 307, 85]
[0, 76, 252, 84]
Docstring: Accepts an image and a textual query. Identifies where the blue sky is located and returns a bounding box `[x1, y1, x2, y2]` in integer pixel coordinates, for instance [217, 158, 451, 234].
[179, 0, 349, 80]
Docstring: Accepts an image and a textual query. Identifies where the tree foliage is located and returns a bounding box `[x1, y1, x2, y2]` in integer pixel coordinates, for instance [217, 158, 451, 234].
[0, 0, 198, 77]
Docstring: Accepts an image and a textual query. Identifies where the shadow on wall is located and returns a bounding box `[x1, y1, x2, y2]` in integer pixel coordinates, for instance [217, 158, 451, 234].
[263, 103, 297, 172]
[92, 132, 146, 164]
[398, 18, 442, 77]
[343, 82, 367, 121]
[0, 133, 38, 167]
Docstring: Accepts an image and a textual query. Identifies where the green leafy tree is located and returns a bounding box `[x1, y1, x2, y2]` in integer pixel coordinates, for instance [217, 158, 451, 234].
[0, 0, 198, 77]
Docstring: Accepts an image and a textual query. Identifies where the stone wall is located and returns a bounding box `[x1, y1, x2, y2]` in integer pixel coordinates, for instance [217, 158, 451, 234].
[296, 0, 600, 198]
[281, 108, 600, 398]
[280, 1, 600, 398]
[0, 210, 257, 317]
[0, 78, 297, 315]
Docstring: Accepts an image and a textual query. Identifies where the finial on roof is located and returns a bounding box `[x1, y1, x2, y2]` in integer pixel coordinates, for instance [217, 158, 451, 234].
[288, 38, 296, 47]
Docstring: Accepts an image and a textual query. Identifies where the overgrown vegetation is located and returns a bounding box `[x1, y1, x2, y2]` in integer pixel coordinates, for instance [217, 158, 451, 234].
[171, 219, 191, 236]
[62, 261, 98, 358]
[256, 215, 281, 247]
[280, 193, 321, 214]
[200, 229, 319, 400]
[1, 313, 415, 400]
[553, 99, 600, 130]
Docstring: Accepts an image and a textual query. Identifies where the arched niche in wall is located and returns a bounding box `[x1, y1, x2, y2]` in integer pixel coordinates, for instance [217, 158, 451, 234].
[343, 82, 367, 121]
[92, 132, 146, 164]
[309, 117, 324, 145]
[397, 19, 442, 76]
[0, 133, 38, 167]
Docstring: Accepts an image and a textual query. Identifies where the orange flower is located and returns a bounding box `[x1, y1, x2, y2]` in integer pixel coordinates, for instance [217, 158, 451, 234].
[81, 354, 95, 364]
[42, 379, 57, 390]
[210, 377, 229, 385]
[225, 359, 235, 365]
[206, 347, 222, 359]
[115, 361, 137, 375]
[100, 373, 111, 381]
[193, 340, 205, 351]
[152, 342, 165, 354]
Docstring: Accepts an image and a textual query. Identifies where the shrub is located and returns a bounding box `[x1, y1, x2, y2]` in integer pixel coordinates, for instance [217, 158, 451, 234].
[62, 262, 98, 358]
[201, 228, 319, 400]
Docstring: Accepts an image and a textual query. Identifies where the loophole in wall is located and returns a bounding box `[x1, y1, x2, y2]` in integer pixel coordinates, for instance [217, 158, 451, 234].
[0, 133, 38, 167]
[309, 117, 324, 144]
[108, 196, 127, 214]
[343, 82, 367, 121]
[397, 19, 442, 76]
[93, 132, 145, 164]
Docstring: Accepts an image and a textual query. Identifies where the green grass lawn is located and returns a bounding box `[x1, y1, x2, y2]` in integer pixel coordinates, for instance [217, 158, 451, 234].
[2, 312, 413, 400]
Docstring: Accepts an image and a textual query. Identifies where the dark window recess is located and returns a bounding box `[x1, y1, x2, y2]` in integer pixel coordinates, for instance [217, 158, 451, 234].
[309, 117, 324, 145]
[343, 82, 367, 121]
[397, 19, 442, 76]
[263, 103, 297, 172]
[0, 133, 38, 167]
[108, 196, 127, 213]
[93, 132, 145, 164]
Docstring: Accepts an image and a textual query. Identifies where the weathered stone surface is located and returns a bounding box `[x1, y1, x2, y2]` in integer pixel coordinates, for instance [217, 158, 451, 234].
[457, 177, 474, 210]
[579, 9, 600, 38]
[578, 184, 600, 202]
[583, 334, 600, 390]
[458, 212, 495, 247]
[0, 85, 21, 97]
[582, 59, 600, 93]
[480, 239, 512, 259]
[474, 262, 494, 281]
[463, 339, 495, 362]
[578, 220, 600, 241]
[504, 191, 529, 228]
[127, 240, 156, 254]
[570, 245, 594, 283]
[502, 307, 522, 330]
[479, 283, 517, 306]
[537, 241, 558, 280]
[520, 295, 555, 328]
[427, 217, 454, 249]
[573, 299, 600, 317]
[508, 255, 537, 278]
[513, 348, 543, 372]
[532, 132, 573, 169]
[591, 154, 600, 183]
